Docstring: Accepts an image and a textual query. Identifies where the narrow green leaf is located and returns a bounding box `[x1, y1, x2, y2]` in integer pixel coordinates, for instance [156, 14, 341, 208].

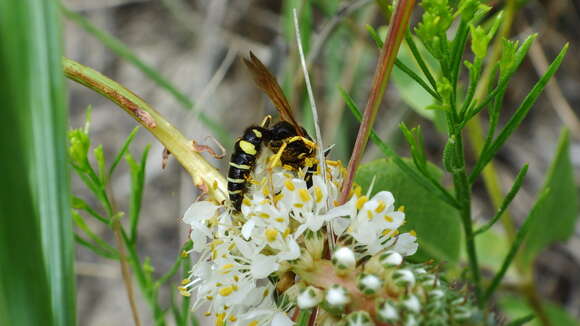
[61, 6, 231, 147]
[72, 196, 109, 224]
[356, 159, 462, 263]
[341, 88, 459, 209]
[127, 145, 151, 244]
[484, 189, 550, 301]
[470, 43, 568, 182]
[109, 126, 140, 177]
[521, 129, 578, 264]
[72, 211, 117, 256]
[94, 145, 107, 185]
[74, 235, 118, 260]
[475, 164, 528, 236]
[506, 315, 535, 326]
[0, 0, 73, 324]
[405, 33, 438, 92]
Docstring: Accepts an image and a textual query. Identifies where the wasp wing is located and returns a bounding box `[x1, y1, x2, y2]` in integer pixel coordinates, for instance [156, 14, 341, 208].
[243, 51, 304, 137]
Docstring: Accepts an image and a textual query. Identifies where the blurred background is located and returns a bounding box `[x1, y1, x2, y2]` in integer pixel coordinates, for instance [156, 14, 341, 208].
[63, 0, 580, 324]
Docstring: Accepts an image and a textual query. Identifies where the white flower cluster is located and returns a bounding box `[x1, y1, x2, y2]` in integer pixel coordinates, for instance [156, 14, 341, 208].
[180, 156, 418, 326]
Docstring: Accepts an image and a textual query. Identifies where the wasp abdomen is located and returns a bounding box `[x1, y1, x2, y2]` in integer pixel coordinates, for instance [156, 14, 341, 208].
[228, 127, 268, 211]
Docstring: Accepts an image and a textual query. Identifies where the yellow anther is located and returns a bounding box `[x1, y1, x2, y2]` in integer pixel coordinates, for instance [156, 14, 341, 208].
[384, 215, 393, 223]
[206, 295, 213, 300]
[242, 198, 252, 207]
[282, 164, 294, 171]
[262, 186, 270, 197]
[274, 193, 284, 203]
[398, 205, 405, 212]
[367, 210, 374, 220]
[265, 228, 278, 242]
[239, 140, 257, 155]
[283, 228, 291, 238]
[314, 187, 323, 203]
[284, 180, 295, 191]
[218, 285, 237, 297]
[410, 230, 417, 237]
[298, 189, 311, 202]
[248, 321, 259, 326]
[293, 203, 304, 208]
[181, 279, 189, 285]
[220, 264, 234, 273]
[382, 228, 392, 236]
[215, 313, 226, 326]
[375, 200, 386, 213]
[258, 212, 270, 219]
[352, 184, 362, 198]
[356, 196, 368, 210]
[204, 312, 211, 317]
[275, 217, 285, 223]
[229, 315, 237, 322]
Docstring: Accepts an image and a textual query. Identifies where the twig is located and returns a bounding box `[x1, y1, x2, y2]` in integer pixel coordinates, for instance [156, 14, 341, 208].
[63, 57, 228, 202]
[339, 0, 416, 203]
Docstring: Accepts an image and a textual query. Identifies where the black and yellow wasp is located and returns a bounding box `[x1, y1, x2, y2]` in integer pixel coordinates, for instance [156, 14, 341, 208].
[228, 52, 317, 211]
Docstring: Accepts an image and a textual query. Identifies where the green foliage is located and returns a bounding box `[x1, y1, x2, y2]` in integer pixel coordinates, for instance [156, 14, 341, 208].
[356, 159, 462, 263]
[521, 130, 579, 265]
[0, 0, 74, 325]
[500, 296, 580, 326]
[69, 113, 194, 325]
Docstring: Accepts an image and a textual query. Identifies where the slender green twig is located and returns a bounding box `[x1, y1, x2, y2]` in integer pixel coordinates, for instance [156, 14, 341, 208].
[340, 0, 416, 203]
[63, 57, 228, 203]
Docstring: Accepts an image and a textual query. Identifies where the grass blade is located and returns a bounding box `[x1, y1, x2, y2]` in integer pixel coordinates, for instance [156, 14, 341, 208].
[0, 0, 74, 325]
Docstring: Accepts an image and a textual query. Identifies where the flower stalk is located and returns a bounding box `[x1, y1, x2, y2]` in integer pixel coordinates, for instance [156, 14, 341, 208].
[340, 0, 416, 204]
[63, 57, 228, 202]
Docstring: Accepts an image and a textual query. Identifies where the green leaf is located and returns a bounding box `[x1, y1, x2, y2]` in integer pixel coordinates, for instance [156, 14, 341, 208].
[470, 43, 568, 182]
[483, 189, 549, 301]
[500, 296, 580, 326]
[521, 129, 578, 265]
[126, 145, 151, 244]
[0, 0, 74, 325]
[109, 126, 139, 177]
[356, 159, 462, 263]
[341, 88, 459, 208]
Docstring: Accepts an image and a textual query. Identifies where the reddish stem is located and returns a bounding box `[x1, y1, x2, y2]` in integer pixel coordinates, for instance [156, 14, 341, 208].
[339, 0, 416, 203]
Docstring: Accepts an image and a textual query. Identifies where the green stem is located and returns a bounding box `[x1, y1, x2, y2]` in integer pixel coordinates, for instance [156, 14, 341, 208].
[63, 57, 228, 203]
[340, 0, 416, 202]
[464, 1, 551, 323]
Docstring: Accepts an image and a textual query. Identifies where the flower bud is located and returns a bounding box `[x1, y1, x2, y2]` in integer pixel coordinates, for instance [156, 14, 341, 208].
[419, 273, 437, 288]
[379, 250, 402, 268]
[345, 311, 374, 326]
[356, 273, 383, 295]
[429, 289, 445, 300]
[402, 295, 421, 313]
[393, 269, 415, 287]
[304, 230, 324, 259]
[376, 300, 399, 323]
[332, 247, 356, 270]
[297, 286, 323, 309]
[325, 284, 350, 307]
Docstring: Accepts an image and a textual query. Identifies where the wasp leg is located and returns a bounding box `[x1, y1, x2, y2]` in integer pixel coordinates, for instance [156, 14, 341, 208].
[268, 141, 288, 169]
[285, 136, 316, 149]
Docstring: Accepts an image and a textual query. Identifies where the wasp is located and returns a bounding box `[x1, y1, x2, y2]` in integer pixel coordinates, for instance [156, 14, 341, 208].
[228, 52, 317, 211]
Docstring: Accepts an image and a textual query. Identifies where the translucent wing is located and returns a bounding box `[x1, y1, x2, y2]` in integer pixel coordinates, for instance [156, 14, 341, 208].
[243, 51, 304, 137]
